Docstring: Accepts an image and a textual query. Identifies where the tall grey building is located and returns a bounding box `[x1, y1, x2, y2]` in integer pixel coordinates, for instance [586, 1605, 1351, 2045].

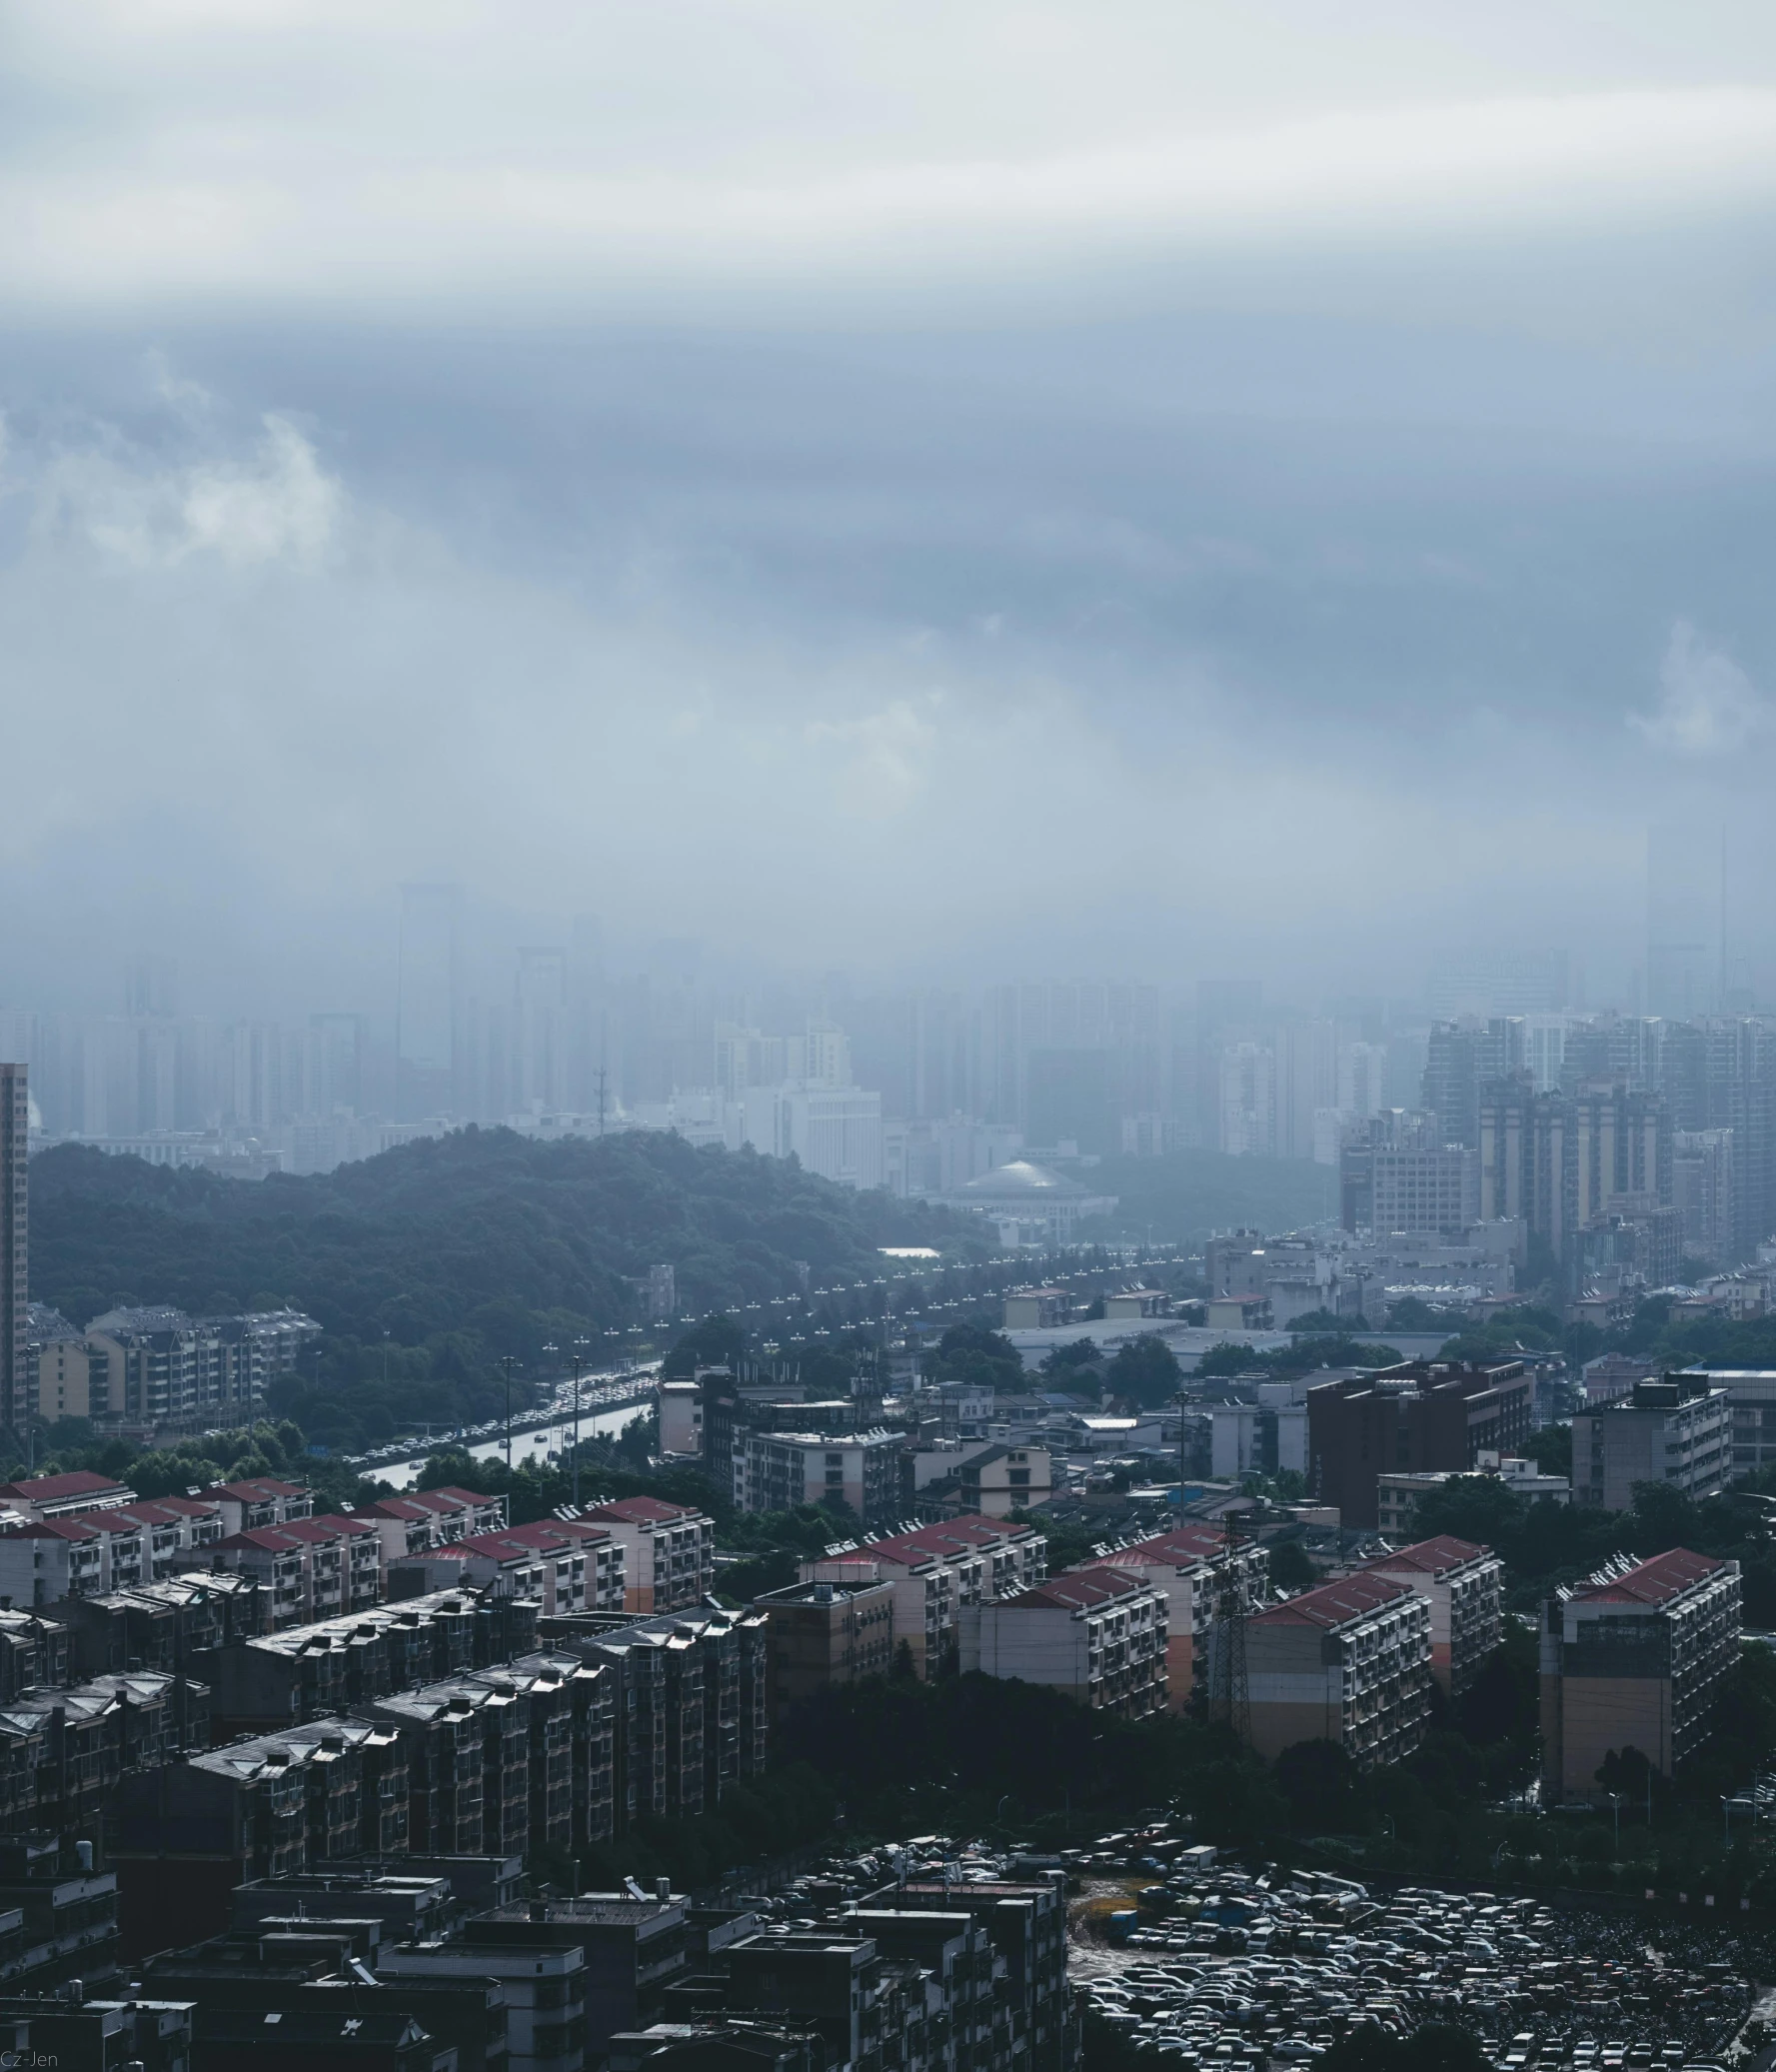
[395, 883, 463, 1119]
[0, 1063, 26, 1442]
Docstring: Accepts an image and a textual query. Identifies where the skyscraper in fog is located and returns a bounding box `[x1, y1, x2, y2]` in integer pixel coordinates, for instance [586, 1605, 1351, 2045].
[0, 1063, 27, 1442]
[1647, 822, 1723, 1020]
[396, 883, 463, 1119]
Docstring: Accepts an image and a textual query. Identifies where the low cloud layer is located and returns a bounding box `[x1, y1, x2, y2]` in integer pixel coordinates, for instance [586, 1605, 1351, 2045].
[1, 5, 1775, 1011]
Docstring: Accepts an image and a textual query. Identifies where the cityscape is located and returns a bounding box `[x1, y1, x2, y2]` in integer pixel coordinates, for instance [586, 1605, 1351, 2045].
[4, 7, 1776, 2072]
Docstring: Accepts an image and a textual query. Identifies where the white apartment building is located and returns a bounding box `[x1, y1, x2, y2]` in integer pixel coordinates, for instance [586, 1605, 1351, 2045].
[960, 1567, 1167, 1716]
[581, 1497, 716, 1613]
[1358, 1534, 1503, 1695]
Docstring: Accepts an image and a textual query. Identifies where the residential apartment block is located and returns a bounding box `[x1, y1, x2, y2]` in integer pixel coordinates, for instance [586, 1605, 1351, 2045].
[800, 1516, 1047, 1679]
[581, 1497, 716, 1613]
[753, 1573, 897, 1720]
[1540, 1547, 1741, 1804]
[732, 1428, 908, 1529]
[959, 1567, 1167, 1716]
[1078, 1523, 1269, 1710]
[1306, 1359, 1534, 1527]
[1236, 1571, 1432, 1768]
[1356, 1534, 1503, 1695]
[1569, 1376, 1731, 1511]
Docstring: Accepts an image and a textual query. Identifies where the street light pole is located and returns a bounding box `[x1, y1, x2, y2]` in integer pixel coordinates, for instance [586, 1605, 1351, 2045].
[501, 1354, 517, 1473]
[571, 1336, 591, 1508]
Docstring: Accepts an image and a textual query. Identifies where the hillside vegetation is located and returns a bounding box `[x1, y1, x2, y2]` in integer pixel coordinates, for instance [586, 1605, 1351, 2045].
[28, 1128, 983, 1449]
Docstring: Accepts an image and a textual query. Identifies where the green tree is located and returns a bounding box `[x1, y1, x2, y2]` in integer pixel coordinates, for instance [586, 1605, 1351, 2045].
[929, 1322, 1025, 1393]
[1267, 1537, 1316, 1593]
[1105, 1333, 1182, 1407]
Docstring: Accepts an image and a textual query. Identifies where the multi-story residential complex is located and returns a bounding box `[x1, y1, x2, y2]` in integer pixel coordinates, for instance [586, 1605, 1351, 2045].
[354, 1486, 509, 1560]
[24, 1305, 89, 1422]
[954, 1443, 1051, 1516]
[0, 1064, 25, 1445]
[1236, 1571, 1432, 1767]
[391, 1517, 624, 1615]
[0, 1667, 210, 1842]
[211, 1512, 384, 1623]
[959, 1567, 1167, 1716]
[1355, 1535, 1502, 1695]
[753, 1573, 897, 1719]
[1078, 1523, 1269, 1709]
[59, 1570, 269, 1679]
[1673, 1366, 1776, 1481]
[0, 1469, 137, 1520]
[732, 1427, 909, 1529]
[1539, 1547, 1742, 1803]
[1305, 1359, 1534, 1527]
[801, 1516, 1046, 1678]
[1569, 1375, 1731, 1511]
[202, 1478, 315, 1536]
[581, 1497, 716, 1613]
[82, 1307, 321, 1429]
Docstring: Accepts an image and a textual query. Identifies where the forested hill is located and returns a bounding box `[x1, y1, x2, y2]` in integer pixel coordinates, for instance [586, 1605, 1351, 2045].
[28, 1128, 983, 1447]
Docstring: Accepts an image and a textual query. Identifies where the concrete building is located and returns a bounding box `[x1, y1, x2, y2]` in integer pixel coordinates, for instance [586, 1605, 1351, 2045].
[1237, 1572, 1432, 1768]
[946, 1160, 1118, 1246]
[657, 1380, 703, 1457]
[752, 1572, 896, 1719]
[1678, 1367, 1776, 1481]
[389, 1519, 624, 1616]
[1079, 1523, 1269, 1710]
[1570, 1375, 1731, 1511]
[1540, 1547, 1741, 1803]
[1306, 1359, 1534, 1527]
[355, 1487, 510, 1561]
[1356, 1535, 1503, 1695]
[581, 1497, 716, 1613]
[954, 1443, 1050, 1517]
[24, 1305, 89, 1422]
[731, 1429, 907, 1530]
[204, 1478, 315, 1536]
[1581, 1352, 1662, 1405]
[0, 1064, 25, 1444]
[960, 1567, 1167, 1716]
[800, 1515, 1047, 1679]
[1003, 1290, 1072, 1330]
[211, 1512, 384, 1623]
[0, 1468, 136, 1519]
[382, 1927, 588, 2072]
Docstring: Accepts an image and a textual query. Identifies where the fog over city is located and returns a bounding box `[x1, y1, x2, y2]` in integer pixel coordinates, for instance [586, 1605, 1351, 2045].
[4, 3, 1776, 1013]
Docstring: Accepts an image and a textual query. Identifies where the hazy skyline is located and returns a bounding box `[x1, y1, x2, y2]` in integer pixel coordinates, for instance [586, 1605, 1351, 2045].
[4, 3, 1776, 1014]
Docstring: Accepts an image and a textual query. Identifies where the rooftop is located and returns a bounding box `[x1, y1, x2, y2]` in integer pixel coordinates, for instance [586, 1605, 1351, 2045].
[959, 1159, 1086, 1197]
[1567, 1546, 1728, 1607]
[1007, 1569, 1152, 1613]
[1362, 1535, 1494, 1576]
[1251, 1572, 1413, 1629]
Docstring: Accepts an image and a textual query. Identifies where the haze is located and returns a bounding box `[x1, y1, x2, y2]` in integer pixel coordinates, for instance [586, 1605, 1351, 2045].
[4, 2, 1776, 1015]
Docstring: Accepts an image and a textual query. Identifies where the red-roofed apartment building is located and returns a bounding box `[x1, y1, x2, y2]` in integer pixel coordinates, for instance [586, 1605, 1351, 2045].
[1357, 1534, 1503, 1695]
[353, 1487, 507, 1561]
[211, 1513, 382, 1624]
[582, 1497, 715, 1613]
[1232, 1571, 1432, 1767]
[389, 1517, 624, 1614]
[1540, 1546, 1742, 1803]
[203, 1479, 314, 1537]
[959, 1566, 1167, 1716]
[1078, 1523, 1269, 1710]
[0, 1469, 137, 1520]
[797, 1515, 1046, 1678]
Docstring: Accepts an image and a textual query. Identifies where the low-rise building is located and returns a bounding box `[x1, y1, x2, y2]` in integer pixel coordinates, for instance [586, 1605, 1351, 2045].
[752, 1571, 897, 1718]
[1237, 1571, 1432, 1768]
[211, 1513, 384, 1623]
[354, 1487, 509, 1561]
[1356, 1534, 1503, 1695]
[24, 1305, 90, 1422]
[204, 1478, 315, 1537]
[380, 1925, 588, 2072]
[1570, 1375, 1731, 1511]
[1539, 1546, 1742, 1804]
[580, 1498, 715, 1613]
[658, 1381, 704, 1458]
[960, 1567, 1166, 1716]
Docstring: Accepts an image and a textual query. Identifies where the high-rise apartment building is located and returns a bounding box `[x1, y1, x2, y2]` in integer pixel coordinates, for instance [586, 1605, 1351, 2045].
[1646, 821, 1723, 1020]
[0, 1064, 26, 1443]
[395, 883, 463, 1119]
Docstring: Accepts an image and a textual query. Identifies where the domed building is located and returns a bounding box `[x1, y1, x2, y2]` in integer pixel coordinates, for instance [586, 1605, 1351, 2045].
[948, 1157, 1117, 1245]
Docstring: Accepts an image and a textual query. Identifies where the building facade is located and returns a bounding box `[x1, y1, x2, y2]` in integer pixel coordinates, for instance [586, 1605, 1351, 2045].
[1539, 1547, 1741, 1803]
[1569, 1376, 1731, 1511]
[959, 1568, 1167, 1716]
[1238, 1572, 1432, 1768]
[1356, 1535, 1503, 1695]
[1305, 1360, 1534, 1527]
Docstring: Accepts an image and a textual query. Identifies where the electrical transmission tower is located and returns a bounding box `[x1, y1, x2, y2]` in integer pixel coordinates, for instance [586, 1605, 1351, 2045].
[1210, 1508, 1251, 1746]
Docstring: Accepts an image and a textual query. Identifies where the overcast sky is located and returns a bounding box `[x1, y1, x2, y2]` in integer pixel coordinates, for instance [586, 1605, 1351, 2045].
[3, 2, 1776, 1015]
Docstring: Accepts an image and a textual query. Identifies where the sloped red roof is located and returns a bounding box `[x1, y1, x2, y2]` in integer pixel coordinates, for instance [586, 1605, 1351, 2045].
[1008, 1568, 1153, 1613]
[1363, 1535, 1491, 1576]
[1252, 1571, 1412, 1628]
[1571, 1547, 1725, 1605]
[207, 1478, 307, 1501]
[585, 1497, 698, 1525]
[0, 1470, 130, 1502]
